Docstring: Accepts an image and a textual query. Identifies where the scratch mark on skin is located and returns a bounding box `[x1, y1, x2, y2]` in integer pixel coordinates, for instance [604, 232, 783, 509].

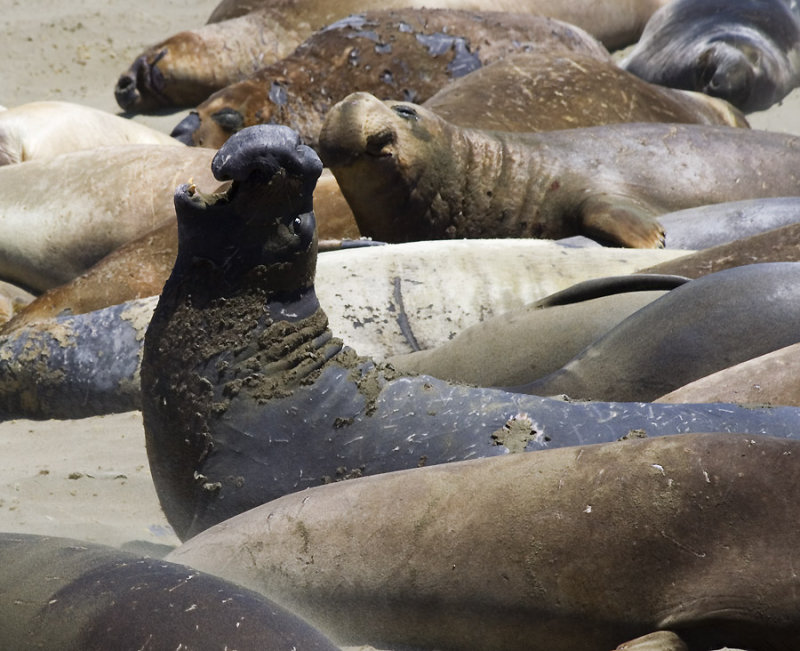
[393, 276, 421, 351]
[661, 531, 706, 558]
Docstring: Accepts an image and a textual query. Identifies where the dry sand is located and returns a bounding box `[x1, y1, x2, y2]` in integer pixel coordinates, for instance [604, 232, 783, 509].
[0, 0, 799, 554]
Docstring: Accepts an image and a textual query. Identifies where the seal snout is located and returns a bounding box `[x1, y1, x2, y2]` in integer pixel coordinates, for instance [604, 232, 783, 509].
[114, 50, 168, 112]
[170, 112, 201, 145]
[696, 41, 757, 109]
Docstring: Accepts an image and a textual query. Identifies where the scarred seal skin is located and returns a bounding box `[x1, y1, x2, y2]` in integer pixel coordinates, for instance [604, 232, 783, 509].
[166, 433, 800, 651]
[0, 533, 338, 650]
[118, 0, 669, 112]
[172, 10, 612, 149]
[318, 92, 800, 248]
[620, 0, 800, 112]
[516, 262, 800, 402]
[141, 124, 800, 540]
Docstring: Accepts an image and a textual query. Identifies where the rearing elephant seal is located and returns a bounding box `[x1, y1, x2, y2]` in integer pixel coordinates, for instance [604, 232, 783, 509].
[318, 92, 800, 247]
[141, 124, 800, 540]
[620, 0, 800, 112]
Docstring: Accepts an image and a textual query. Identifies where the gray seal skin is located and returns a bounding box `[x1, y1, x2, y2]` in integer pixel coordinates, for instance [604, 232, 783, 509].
[318, 92, 800, 248]
[0, 533, 338, 650]
[620, 0, 800, 112]
[166, 433, 800, 651]
[173, 10, 612, 150]
[517, 262, 800, 402]
[141, 124, 800, 541]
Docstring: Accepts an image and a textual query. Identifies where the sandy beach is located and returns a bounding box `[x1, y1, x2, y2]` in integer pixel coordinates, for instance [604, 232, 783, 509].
[0, 0, 799, 555]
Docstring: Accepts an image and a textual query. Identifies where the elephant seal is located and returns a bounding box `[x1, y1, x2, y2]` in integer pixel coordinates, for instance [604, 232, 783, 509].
[166, 432, 800, 650]
[656, 341, 800, 407]
[0, 241, 688, 420]
[119, 0, 668, 112]
[638, 220, 800, 278]
[0, 101, 181, 166]
[318, 92, 800, 247]
[423, 51, 748, 133]
[141, 124, 800, 539]
[172, 10, 612, 149]
[0, 144, 218, 292]
[515, 262, 800, 402]
[620, 0, 800, 112]
[560, 196, 800, 250]
[0, 533, 338, 650]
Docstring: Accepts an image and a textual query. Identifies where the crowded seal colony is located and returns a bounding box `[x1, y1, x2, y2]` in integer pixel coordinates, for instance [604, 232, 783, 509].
[3, 0, 800, 649]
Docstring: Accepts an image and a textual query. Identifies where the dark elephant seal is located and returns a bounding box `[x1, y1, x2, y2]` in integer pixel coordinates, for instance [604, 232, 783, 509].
[174, 10, 611, 149]
[656, 341, 800, 407]
[141, 124, 800, 540]
[516, 262, 800, 402]
[118, 0, 669, 112]
[0, 533, 338, 650]
[318, 92, 800, 247]
[422, 51, 748, 133]
[620, 0, 800, 112]
[167, 432, 800, 650]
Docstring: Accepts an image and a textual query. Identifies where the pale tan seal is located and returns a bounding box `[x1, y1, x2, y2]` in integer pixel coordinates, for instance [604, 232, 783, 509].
[318, 92, 800, 247]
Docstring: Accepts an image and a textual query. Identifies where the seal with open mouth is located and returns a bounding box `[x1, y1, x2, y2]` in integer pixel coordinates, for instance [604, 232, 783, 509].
[141, 124, 800, 540]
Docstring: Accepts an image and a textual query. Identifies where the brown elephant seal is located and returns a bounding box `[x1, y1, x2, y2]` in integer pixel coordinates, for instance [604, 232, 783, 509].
[515, 262, 800, 402]
[166, 432, 800, 650]
[318, 92, 800, 247]
[0, 533, 338, 650]
[119, 0, 668, 112]
[638, 219, 800, 278]
[0, 101, 182, 165]
[172, 10, 611, 149]
[620, 0, 800, 112]
[423, 51, 748, 133]
[656, 341, 800, 407]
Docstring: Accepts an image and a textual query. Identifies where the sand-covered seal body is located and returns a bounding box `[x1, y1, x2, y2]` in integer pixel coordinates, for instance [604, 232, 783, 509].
[0, 101, 181, 165]
[173, 10, 611, 149]
[519, 262, 800, 402]
[167, 433, 800, 650]
[0, 533, 338, 650]
[141, 125, 800, 540]
[620, 0, 800, 112]
[423, 51, 748, 133]
[319, 92, 800, 247]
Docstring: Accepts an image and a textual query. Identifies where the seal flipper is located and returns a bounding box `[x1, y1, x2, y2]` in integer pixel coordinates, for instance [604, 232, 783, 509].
[579, 194, 666, 248]
[614, 631, 688, 651]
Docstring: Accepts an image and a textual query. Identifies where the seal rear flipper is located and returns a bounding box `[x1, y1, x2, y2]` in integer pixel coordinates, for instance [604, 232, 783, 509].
[579, 194, 665, 248]
[614, 631, 688, 651]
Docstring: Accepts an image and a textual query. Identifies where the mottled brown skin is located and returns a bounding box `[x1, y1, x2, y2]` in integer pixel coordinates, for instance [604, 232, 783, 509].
[119, 0, 669, 112]
[181, 10, 611, 149]
[638, 221, 800, 278]
[319, 92, 800, 247]
[0, 170, 356, 331]
[206, 0, 670, 50]
[424, 51, 749, 132]
[168, 433, 800, 650]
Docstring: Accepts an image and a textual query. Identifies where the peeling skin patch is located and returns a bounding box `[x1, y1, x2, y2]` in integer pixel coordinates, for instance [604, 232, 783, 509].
[491, 413, 546, 453]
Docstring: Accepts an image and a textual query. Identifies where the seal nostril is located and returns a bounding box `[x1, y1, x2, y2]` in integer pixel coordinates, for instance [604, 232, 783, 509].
[365, 130, 394, 157]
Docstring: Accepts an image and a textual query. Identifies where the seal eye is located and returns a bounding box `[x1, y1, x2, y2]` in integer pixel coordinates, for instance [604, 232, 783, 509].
[392, 105, 418, 121]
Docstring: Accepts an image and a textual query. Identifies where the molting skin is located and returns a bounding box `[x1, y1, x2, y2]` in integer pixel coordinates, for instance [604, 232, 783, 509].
[141, 124, 800, 540]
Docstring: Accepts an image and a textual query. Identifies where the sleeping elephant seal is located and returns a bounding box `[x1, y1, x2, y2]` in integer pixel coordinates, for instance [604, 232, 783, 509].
[656, 341, 800, 407]
[0, 533, 338, 650]
[318, 92, 800, 247]
[119, 0, 669, 111]
[422, 51, 748, 134]
[141, 124, 800, 539]
[166, 432, 800, 651]
[0, 101, 181, 165]
[174, 10, 612, 150]
[515, 262, 800, 402]
[620, 0, 800, 112]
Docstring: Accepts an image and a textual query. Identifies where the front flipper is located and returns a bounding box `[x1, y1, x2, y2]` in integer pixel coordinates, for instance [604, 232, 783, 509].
[579, 193, 665, 248]
[614, 631, 688, 651]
